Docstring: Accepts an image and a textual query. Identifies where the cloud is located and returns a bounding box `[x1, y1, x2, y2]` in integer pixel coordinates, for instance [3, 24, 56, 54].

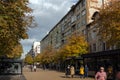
[21, 0, 78, 58]
[20, 38, 37, 46]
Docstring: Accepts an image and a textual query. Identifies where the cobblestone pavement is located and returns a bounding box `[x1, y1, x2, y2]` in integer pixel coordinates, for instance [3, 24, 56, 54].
[23, 67, 94, 80]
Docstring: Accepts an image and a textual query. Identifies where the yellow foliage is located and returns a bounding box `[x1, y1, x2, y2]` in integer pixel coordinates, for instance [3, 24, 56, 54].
[60, 34, 88, 58]
[7, 44, 23, 59]
[24, 54, 33, 64]
[40, 46, 57, 64]
[39, 35, 88, 63]
[0, 0, 35, 57]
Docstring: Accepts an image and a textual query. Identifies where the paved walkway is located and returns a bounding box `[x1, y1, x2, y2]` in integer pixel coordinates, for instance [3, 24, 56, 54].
[0, 75, 26, 80]
[23, 67, 94, 80]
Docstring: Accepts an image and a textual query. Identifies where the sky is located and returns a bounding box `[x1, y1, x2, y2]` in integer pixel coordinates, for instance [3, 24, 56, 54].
[20, 0, 78, 58]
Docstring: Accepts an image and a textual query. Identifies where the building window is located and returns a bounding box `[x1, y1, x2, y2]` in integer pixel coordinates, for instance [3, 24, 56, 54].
[61, 26, 64, 31]
[82, 20, 86, 26]
[71, 16, 77, 23]
[77, 23, 81, 28]
[77, 13, 81, 20]
[71, 25, 76, 32]
[89, 45, 92, 52]
[82, 29, 86, 35]
[93, 43, 96, 51]
[55, 31, 59, 44]
[68, 22, 71, 26]
[81, 0, 85, 7]
[62, 33, 64, 37]
[81, 9, 86, 16]
[76, 5, 79, 11]
[102, 42, 106, 51]
[64, 30, 71, 37]
[61, 40, 64, 44]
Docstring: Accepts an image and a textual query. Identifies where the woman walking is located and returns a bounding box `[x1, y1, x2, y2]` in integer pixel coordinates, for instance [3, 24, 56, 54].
[95, 67, 107, 80]
[70, 66, 75, 78]
[79, 65, 84, 78]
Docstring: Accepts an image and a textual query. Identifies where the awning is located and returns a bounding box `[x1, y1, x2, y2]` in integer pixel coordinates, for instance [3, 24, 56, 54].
[82, 49, 120, 58]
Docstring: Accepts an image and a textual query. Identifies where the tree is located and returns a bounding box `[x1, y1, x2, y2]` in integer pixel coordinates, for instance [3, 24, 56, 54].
[39, 35, 88, 63]
[97, 0, 120, 48]
[0, 0, 34, 57]
[34, 54, 42, 63]
[40, 46, 56, 64]
[60, 34, 88, 59]
[7, 44, 23, 59]
[24, 54, 33, 64]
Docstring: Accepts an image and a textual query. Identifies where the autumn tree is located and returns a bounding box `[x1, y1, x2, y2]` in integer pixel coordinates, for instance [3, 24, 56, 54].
[0, 0, 34, 57]
[97, 0, 120, 48]
[7, 44, 23, 59]
[40, 46, 56, 64]
[34, 54, 42, 63]
[60, 34, 88, 59]
[24, 54, 33, 64]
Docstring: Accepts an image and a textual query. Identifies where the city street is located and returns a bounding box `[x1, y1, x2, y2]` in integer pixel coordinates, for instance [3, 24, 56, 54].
[23, 67, 94, 80]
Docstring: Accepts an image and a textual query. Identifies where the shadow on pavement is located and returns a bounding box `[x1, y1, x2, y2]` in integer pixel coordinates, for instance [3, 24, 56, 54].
[0, 75, 26, 80]
[60, 75, 66, 78]
[0, 76, 12, 80]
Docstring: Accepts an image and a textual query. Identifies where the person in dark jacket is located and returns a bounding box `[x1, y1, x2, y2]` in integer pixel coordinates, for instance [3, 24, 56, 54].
[65, 65, 70, 78]
[84, 64, 89, 78]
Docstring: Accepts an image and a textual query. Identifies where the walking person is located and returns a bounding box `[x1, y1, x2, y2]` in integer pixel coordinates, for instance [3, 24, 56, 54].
[30, 65, 33, 72]
[116, 70, 120, 80]
[95, 67, 107, 80]
[70, 65, 75, 78]
[43, 64, 46, 70]
[79, 65, 84, 78]
[33, 65, 37, 72]
[65, 65, 70, 78]
[107, 66, 113, 80]
[84, 64, 89, 78]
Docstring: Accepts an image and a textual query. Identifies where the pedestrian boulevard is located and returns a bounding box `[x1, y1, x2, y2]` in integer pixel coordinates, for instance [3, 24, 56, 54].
[23, 67, 94, 80]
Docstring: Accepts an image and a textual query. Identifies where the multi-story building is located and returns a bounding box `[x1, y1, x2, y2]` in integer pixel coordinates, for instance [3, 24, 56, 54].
[86, 12, 104, 53]
[27, 42, 41, 57]
[86, 0, 119, 53]
[32, 42, 40, 56]
[40, 0, 108, 53]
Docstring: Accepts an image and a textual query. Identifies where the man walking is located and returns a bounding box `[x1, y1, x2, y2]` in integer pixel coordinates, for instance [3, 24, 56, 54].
[84, 64, 89, 78]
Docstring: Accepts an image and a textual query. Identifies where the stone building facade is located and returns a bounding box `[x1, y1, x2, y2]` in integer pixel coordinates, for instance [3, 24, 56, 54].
[40, 0, 109, 53]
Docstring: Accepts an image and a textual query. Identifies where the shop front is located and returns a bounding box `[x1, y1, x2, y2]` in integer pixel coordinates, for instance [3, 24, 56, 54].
[82, 49, 120, 79]
[65, 56, 83, 74]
